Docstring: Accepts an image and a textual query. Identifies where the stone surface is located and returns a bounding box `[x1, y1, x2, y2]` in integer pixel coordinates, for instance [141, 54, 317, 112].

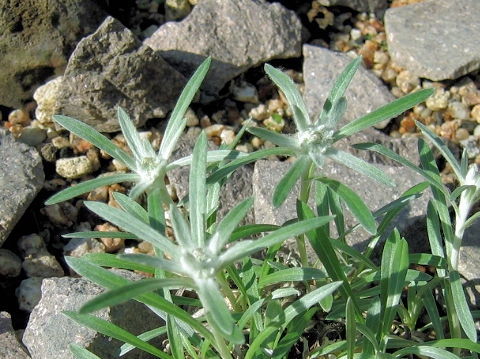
[55, 156, 94, 179]
[0, 129, 44, 247]
[168, 132, 255, 225]
[145, 0, 302, 99]
[23, 272, 165, 359]
[49, 16, 187, 132]
[317, 0, 388, 14]
[0, 249, 22, 277]
[385, 0, 480, 81]
[253, 157, 431, 258]
[303, 45, 396, 129]
[22, 253, 64, 278]
[0, 0, 107, 108]
[0, 312, 30, 359]
[16, 277, 43, 312]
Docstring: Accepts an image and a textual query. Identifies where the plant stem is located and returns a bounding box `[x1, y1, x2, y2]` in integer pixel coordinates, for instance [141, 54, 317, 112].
[213, 326, 233, 359]
[296, 161, 315, 266]
[444, 280, 462, 356]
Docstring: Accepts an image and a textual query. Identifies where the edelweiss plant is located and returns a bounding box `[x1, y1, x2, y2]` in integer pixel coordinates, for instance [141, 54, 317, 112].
[49, 55, 480, 359]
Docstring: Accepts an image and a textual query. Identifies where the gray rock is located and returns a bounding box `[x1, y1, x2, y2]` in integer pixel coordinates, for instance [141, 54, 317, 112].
[168, 132, 255, 225]
[0, 129, 44, 247]
[459, 219, 480, 307]
[0, 249, 22, 277]
[56, 156, 94, 179]
[22, 253, 64, 278]
[317, 0, 388, 14]
[253, 158, 431, 258]
[16, 277, 43, 312]
[385, 0, 480, 81]
[23, 272, 165, 359]
[145, 0, 302, 100]
[303, 45, 396, 129]
[0, 0, 107, 108]
[0, 312, 30, 359]
[52, 16, 187, 132]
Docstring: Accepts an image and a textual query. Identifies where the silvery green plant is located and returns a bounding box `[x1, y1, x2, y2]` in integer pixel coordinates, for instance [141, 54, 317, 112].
[45, 57, 244, 206]
[48, 55, 480, 359]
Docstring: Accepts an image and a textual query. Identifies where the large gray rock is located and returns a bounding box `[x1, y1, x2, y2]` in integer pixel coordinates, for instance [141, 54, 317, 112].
[50, 16, 187, 133]
[253, 158, 431, 257]
[303, 45, 396, 129]
[23, 272, 165, 359]
[385, 0, 480, 81]
[0, 0, 107, 108]
[0, 312, 30, 359]
[145, 0, 302, 100]
[317, 0, 388, 14]
[0, 130, 44, 247]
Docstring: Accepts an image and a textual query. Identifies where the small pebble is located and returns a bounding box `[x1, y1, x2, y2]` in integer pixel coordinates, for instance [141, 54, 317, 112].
[471, 104, 480, 123]
[56, 156, 94, 179]
[39, 142, 58, 162]
[455, 128, 470, 141]
[396, 70, 420, 94]
[42, 202, 78, 227]
[0, 249, 22, 277]
[8, 109, 30, 126]
[220, 129, 236, 146]
[17, 234, 46, 257]
[248, 104, 269, 121]
[95, 223, 125, 253]
[185, 108, 199, 127]
[200, 115, 211, 128]
[473, 125, 480, 137]
[426, 88, 449, 111]
[22, 253, 64, 278]
[17, 127, 46, 146]
[233, 82, 259, 103]
[51, 136, 71, 149]
[63, 237, 106, 257]
[16, 277, 43, 312]
[446, 101, 470, 120]
[373, 50, 389, 66]
[87, 185, 109, 202]
[460, 136, 480, 159]
[204, 124, 225, 137]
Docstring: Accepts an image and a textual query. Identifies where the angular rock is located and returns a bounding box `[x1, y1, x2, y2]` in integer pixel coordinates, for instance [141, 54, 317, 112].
[0, 249, 22, 277]
[0, 312, 30, 359]
[145, 0, 302, 100]
[253, 158, 431, 257]
[0, 0, 107, 108]
[16, 277, 43, 312]
[23, 272, 165, 359]
[385, 0, 480, 81]
[317, 0, 388, 14]
[0, 129, 44, 247]
[50, 16, 187, 132]
[303, 45, 396, 129]
[168, 132, 255, 225]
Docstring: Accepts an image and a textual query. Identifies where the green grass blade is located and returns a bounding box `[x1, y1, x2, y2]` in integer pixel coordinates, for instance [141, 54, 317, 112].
[113, 192, 149, 223]
[208, 197, 253, 254]
[379, 229, 409, 342]
[80, 252, 155, 274]
[167, 314, 185, 359]
[450, 271, 477, 342]
[79, 278, 194, 314]
[424, 338, 480, 353]
[346, 296, 356, 359]
[247, 127, 299, 148]
[147, 188, 166, 233]
[62, 231, 138, 240]
[393, 345, 461, 359]
[159, 57, 211, 160]
[119, 327, 167, 356]
[53, 115, 136, 169]
[333, 88, 433, 141]
[327, 187, 346, 239]
[84, 201, 178, 257]
[166, 150, 247, 171]
[271, 288, 301, 299]
[317, 177, 376, 235]
[273, 155, 310, 207]
[258, 267, 327, 288]
[69, 343, 102, 359]
[117, 107, 152, 160]
[422, 289, 445, 340]
[237, 298, 265, 331]
[264, 63, 310, 131]
[229, 224, 279, 242]
[416, 120, 463, 180]
[409, 253, 447, 269]
[64, 311, 172, 359]
[117, 253, 181, 274]
[189, 131, 207, 247]
[45, 173, 139, 205]
[326, 148, 395, 187]
[218, 216, 333, 266]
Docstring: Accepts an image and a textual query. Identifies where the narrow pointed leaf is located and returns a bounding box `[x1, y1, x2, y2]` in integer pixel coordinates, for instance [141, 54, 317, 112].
[219, 216, 333, 265]
[167, 314, 185, 359]
[118, 253, 181, 274]
[264, 63, 310, 131]
[169, 204, 193, 248]
[62, 231, 138, 239]
[273, 155, 310, 207]
[208, 197, 254, 254]
[84, 201, 178, 256]
[64, 311, 173, 359]
[159, 57, 211, 160]
[113, 192, 149, 223]
[258, 267, 327, 287]
[166, 150, 247, 171]
[45, 173, 139, 205]
[323, 96, 347, 131]
[119, 327, 167, 356]
[189, 131, 207, 247]
[333, 88, 434, 141]
[326, 148, 395, 187]
[69, 343, 102, 359]
[79, 278, 194, 314]
[77, 252, 154, 273]
[393, 346, 461, 359]
[117, 107, 151, 160]
[317, 177, 376, 234]
[247, 127, 299, 148]
[450, 270, 477, 342]
[318, 56, 362, 126]
[416, 120, 463, 180]
[53, 115, 136, 169]
[346, 296, 356, 359]
[230, 224, 279, 242]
